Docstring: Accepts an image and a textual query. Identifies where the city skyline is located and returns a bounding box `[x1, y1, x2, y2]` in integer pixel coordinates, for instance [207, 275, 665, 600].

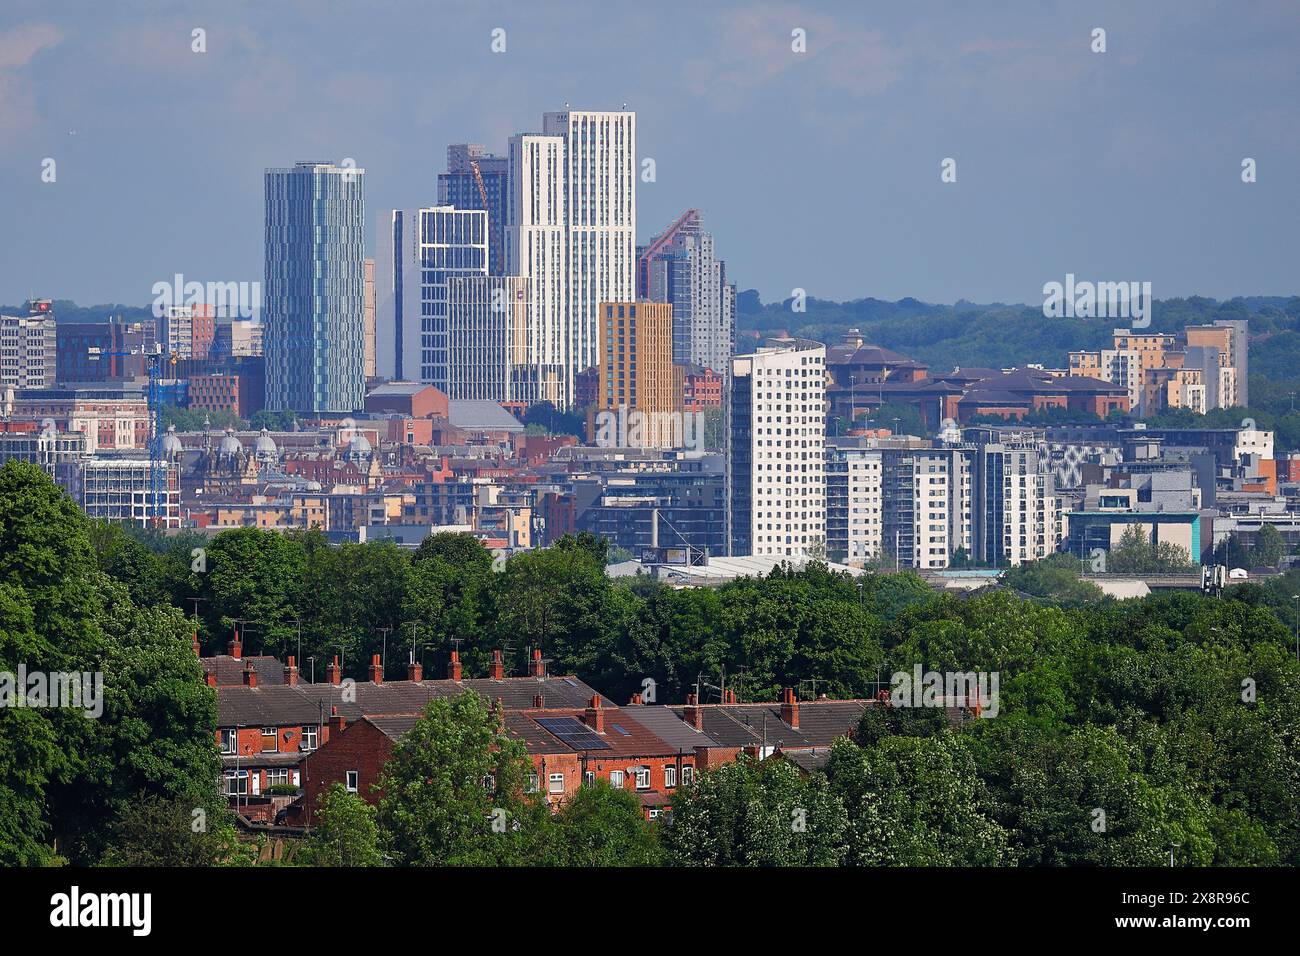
[3, 1, 1299, 309]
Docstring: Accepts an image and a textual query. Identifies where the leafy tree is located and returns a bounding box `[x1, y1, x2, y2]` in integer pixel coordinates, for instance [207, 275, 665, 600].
[1252, 524, 1286, 568]
[547, 781, 662, 866]
[664, 756, 848, 866]
[301, 784, 386, 866]
[377, 694, 551, 866]
[826, 734, 1011, 866]
[1107, 524, 1193, 574]
[99, 793, 243, 866]
[1001, 553, 1106, 606]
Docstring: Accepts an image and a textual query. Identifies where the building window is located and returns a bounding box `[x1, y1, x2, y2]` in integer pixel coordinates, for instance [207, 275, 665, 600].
[345, 771, 359, 793]
[608, 770, 625, 789]
[664, 766, 677, 789]
[224, 770, 248, 795]
[526, 773, 539, 793]
[267, 768, 290, 788]
[261, 727, 278, 752]
[583, 771, 595, 786]
[220, 729, 236, 754]
[548, 773, 565, 794]
[301, 726, 318, 752]
[634, 767, 651, 790]
[681, 766, 694, 786]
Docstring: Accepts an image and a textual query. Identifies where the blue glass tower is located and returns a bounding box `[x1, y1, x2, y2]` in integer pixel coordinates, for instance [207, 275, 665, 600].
[264, 161, 366, 414]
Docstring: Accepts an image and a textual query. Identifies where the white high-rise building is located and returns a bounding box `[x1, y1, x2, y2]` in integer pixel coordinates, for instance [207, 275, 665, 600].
[726, 339, 826, 558]
[540, 109, 637, 406]
[505, 134, 568, 405]
[376, 206, 488, 386]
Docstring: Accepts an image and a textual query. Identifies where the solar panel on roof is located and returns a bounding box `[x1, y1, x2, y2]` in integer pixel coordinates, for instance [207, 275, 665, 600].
[536, 716, 611, 751]
[611, 723, 630, 735]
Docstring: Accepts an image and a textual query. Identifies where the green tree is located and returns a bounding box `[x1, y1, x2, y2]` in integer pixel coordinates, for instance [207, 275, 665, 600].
[1251, 524, 1286, 568]
[301, 784, 386, 866]
[548, 781, 662, 866]
[664, 756, 848, 866]
[99, 793, 242, 866]
[377, 694, 551, 866]
[827, 734, 1011, 866]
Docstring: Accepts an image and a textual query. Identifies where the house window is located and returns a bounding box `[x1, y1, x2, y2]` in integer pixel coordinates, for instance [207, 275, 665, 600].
[681, 766, 694, 786]
[583, 771, 595, 786]
[267, 769, 290, 788]
[345, 771, 359, 793]
[608, 770, 625, 789]
[647, 808, 661, 820]
[634, 767, 651, 790]
[548, 773, 565, 794]
[301, 726, 318, 752]
[220, 729, 236, 754]
[526, 773, 539, 793]
[664, 766, 677, 789]
[261, 727, 278, 752]
[223, 770, 248, 795]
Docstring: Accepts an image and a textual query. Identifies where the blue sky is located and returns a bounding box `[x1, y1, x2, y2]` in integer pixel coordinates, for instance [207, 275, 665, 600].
[1, 0, 1297, 307]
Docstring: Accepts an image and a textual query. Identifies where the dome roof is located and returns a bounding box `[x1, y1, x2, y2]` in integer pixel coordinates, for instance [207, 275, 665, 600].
[347, 433, 373, 460]
[254, 427, 278, 458]
[217, 428, 242, 458]
[162, 424, 183, 456]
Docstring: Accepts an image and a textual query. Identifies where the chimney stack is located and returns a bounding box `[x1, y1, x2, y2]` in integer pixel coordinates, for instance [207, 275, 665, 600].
[532, 693, 544, 709]
[583, 696, 606, 734]
[629, 692, 643, 705]
[242, 661, 258, 688]
[780, 687, 800, 729]
[369, 653, 383, 684]
[192, 632, 201, 656]
[284, 655, 299, 686]
[529, 647, 545, 678]
[228, 630, 242, 659]
[326, 655, 341, 685]
[488, 649, 505, 680]
[723, 689, 737, 704]
[683, 693, 703, 730]
[328, 706, 345, 738]
[204, 671, 217, 688]
[407, 659, 423, 682]
[447, 650, 462, 681]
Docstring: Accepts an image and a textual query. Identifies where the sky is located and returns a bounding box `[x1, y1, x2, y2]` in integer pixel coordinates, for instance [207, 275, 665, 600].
[1, 0, 1297, 309]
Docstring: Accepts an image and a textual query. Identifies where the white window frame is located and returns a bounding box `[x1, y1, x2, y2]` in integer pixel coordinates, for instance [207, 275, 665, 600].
[345, 770, 359, 793]
[220, 729, 236, 754]
[664, 765, 677, 789]
[548, 772, 565, 794]
[634, 766, 651, 791]
[608, 770, 625, 789]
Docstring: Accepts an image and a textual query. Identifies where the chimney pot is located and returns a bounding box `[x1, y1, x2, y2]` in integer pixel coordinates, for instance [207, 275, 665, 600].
[242, 661, 258, 688]
[328, 706, 345, 738]
[326, 655, 341, 685]
[683, 693, 703, 730]
[447, 650, 462, 681]
[583, 695, 605, 734]
[529, 647, 545, 678]
[629, 692, 643, 705]
[780, 687, 800, 729]
[192, 632, 201, 656]
[488, 648, 505, 680]
[408, 660, 423, 682]
[228, 630, 242, 659]
[284, 655, 299, 686]
[532, 694, 544, 709]
[369, 653, 383, 684]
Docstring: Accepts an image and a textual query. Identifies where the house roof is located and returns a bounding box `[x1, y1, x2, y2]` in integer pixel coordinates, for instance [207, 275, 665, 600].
[216, 675, 611, 728]
[202, 654, 286, 686]
[448, 400, 524, 432]
[669, 700, 869, 750]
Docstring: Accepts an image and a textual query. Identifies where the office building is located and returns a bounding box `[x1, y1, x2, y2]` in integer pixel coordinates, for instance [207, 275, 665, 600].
[446, 275, 563, 404]
[638, 209, 736, 373]
[438, 144, 509, 277]
[540, 109, 637, 406]
[378, 206, 489, 389]
[593, 301, 681, 448]
[0, 306, 57, 389]
[264, 161, 366, 414]
[727, 338, 826, 558]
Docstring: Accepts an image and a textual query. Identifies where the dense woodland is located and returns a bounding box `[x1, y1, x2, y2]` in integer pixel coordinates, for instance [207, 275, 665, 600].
[2, 459, 1298, 866]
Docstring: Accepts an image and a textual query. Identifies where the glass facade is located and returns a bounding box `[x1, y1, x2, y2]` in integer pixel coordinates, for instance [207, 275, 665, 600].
[264, 162, 366, 414]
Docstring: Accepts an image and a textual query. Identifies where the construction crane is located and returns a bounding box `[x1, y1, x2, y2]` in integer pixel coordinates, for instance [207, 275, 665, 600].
[468, 159, 494, 272]
[88, 340, 178, 527]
